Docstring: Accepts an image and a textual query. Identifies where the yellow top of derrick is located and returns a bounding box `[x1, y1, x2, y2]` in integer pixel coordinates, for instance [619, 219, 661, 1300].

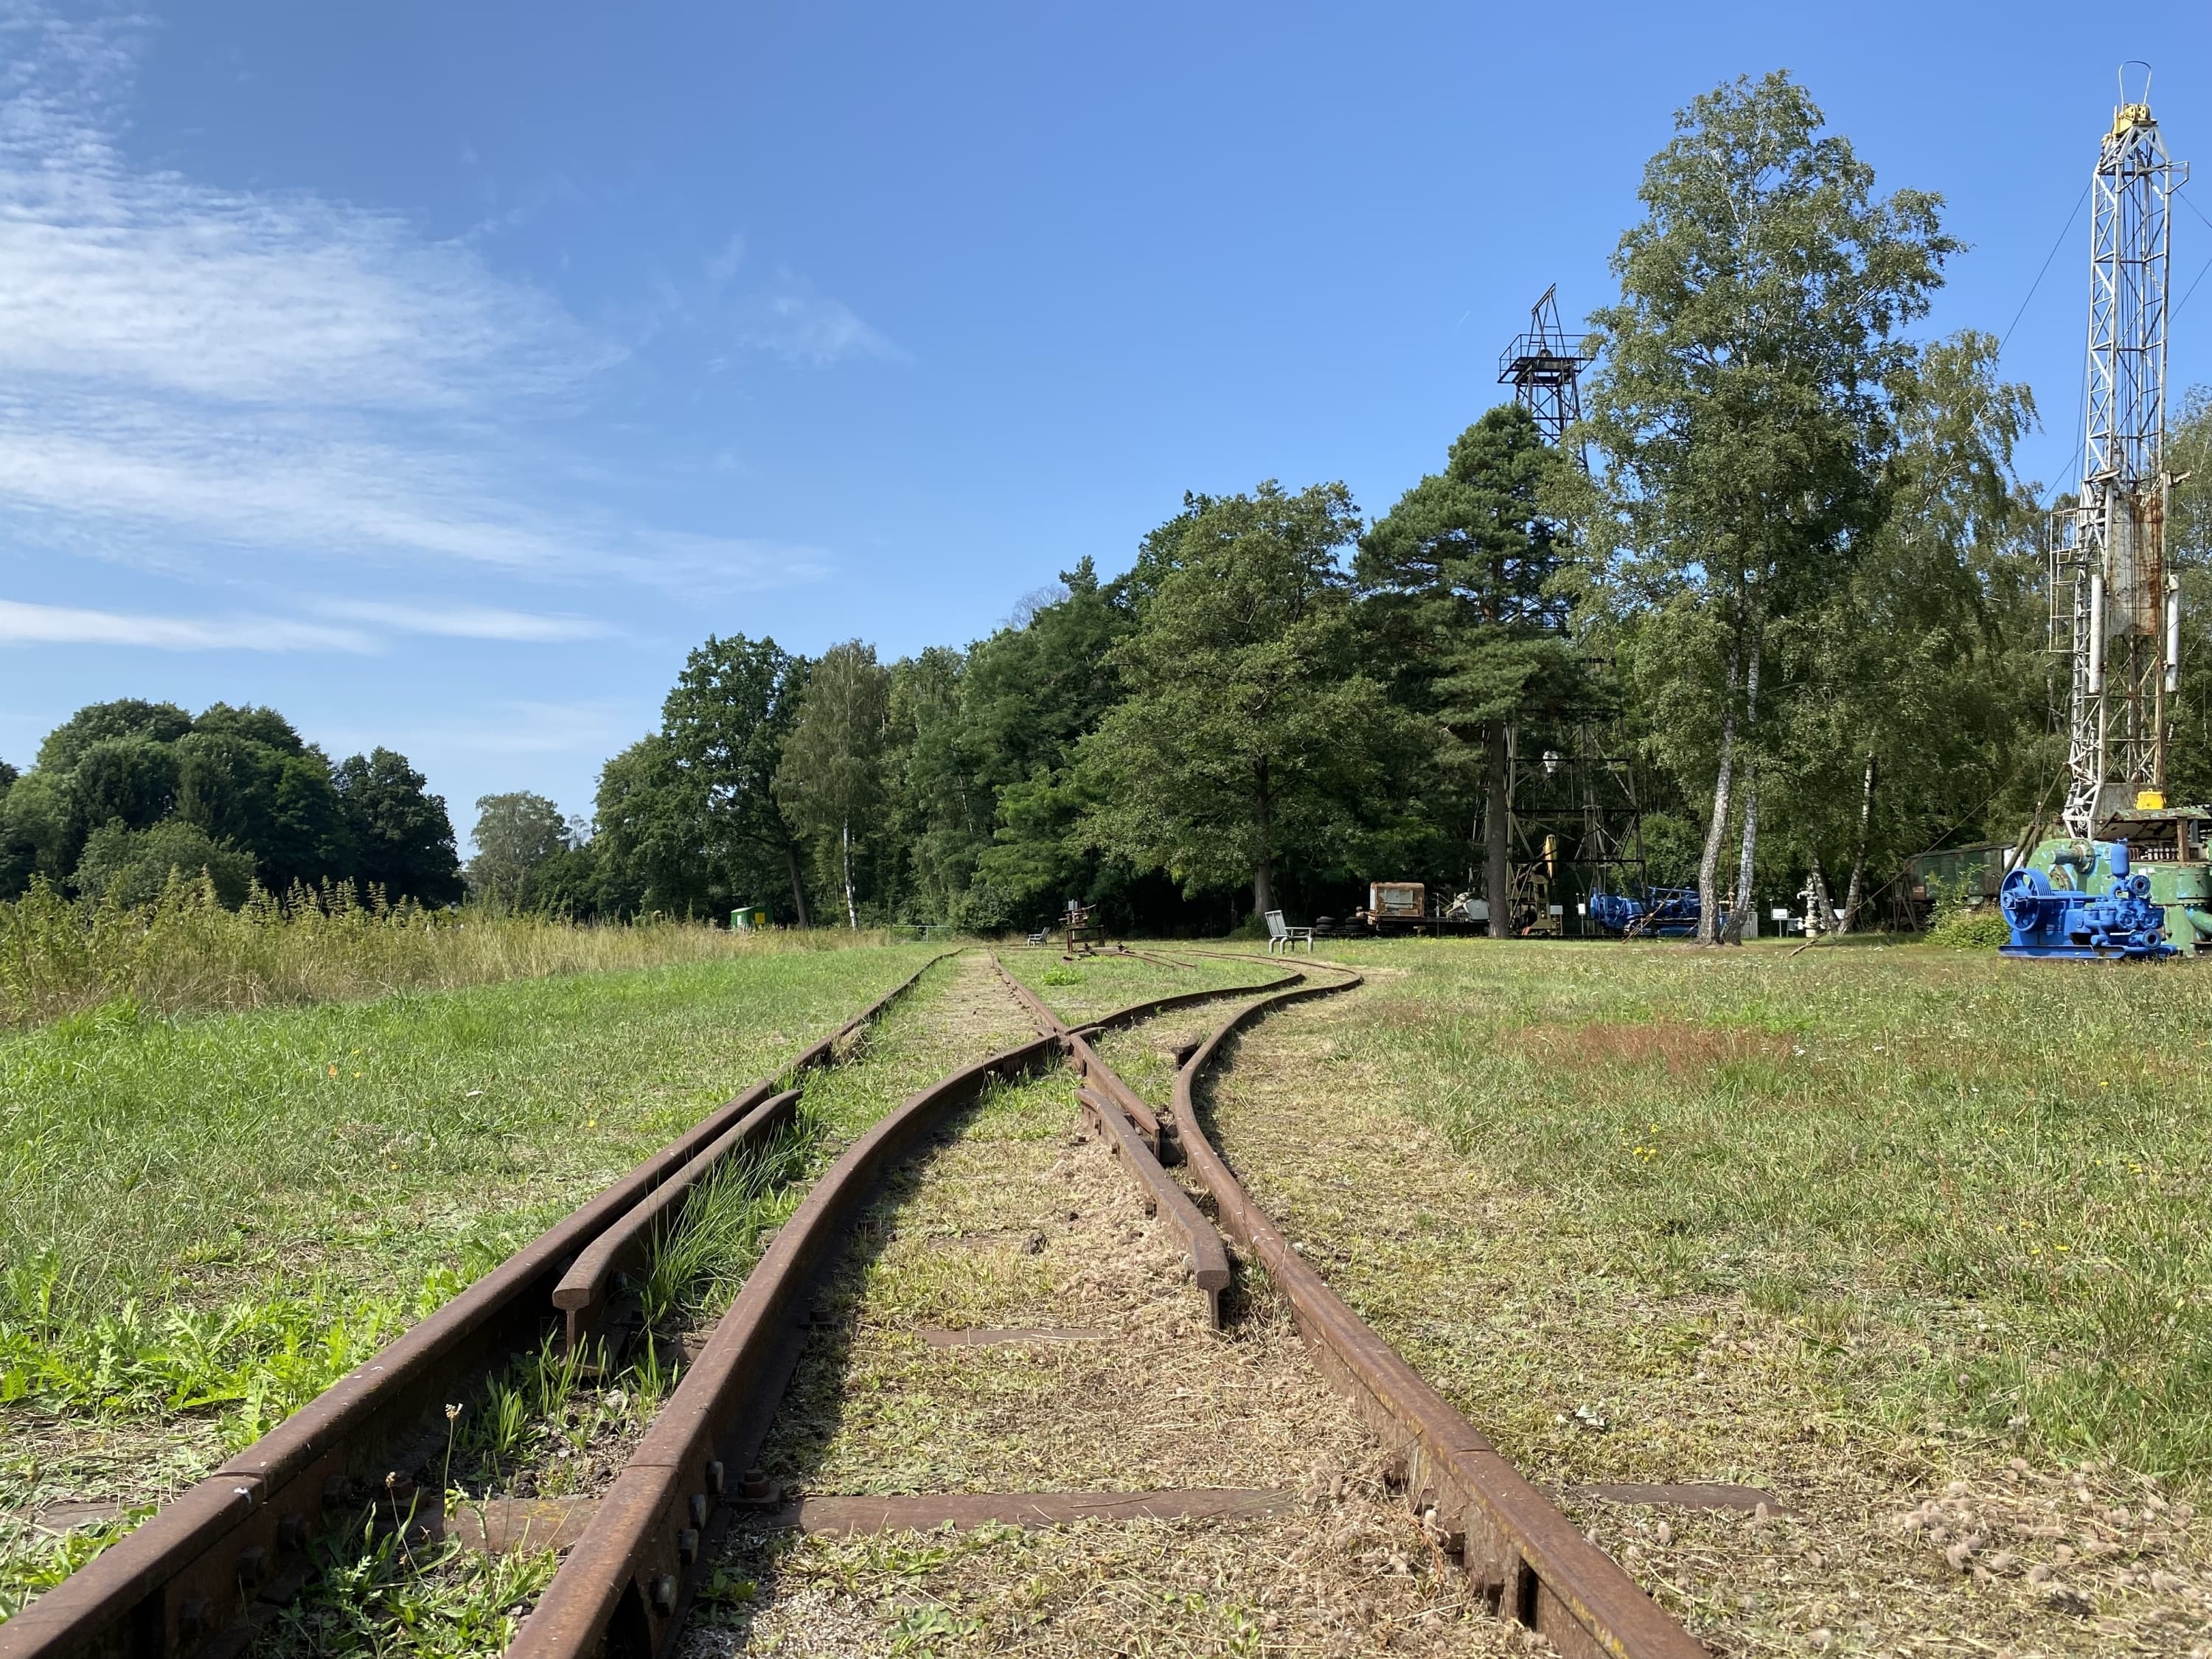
[2112, 102, 2154, 139]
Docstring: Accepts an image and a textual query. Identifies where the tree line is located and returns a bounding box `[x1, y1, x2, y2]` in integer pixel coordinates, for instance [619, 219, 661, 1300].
[509, 72, 2212, 939]
[0, 699, 463, 908]
[18, 73, 2212, 937]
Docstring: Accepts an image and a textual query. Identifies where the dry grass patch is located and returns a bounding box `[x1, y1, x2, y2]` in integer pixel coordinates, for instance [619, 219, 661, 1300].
[709, 967, 1492, 1655]
[1502, 1019, 1795, 1075]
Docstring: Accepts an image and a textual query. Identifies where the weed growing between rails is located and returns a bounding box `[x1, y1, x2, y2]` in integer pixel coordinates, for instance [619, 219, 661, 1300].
[259, 1503, 558, 1659]
[236, 952, 1037, 1658]
[0, 872, 895, 1030]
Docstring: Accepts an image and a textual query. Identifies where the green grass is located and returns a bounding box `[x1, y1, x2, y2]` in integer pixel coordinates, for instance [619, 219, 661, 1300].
[998, 946, 1280, 1025]
[255, 1505, 558, 1659]
[0, 945, 943, 1444]
[1273, 936, 2212, 1480]
[0, 1506, 156, 1624]
[0, 872, 894, 1030]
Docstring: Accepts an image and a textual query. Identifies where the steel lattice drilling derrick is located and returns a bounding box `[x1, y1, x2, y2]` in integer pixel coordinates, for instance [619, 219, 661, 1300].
[2017, 68, 2207, 957]
[1498, 284, 1594, 462]
[2055, 72, 2189, 840]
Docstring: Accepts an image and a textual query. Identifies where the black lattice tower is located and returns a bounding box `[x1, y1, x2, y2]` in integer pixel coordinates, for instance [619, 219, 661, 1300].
[1497, 284, 1592, 464]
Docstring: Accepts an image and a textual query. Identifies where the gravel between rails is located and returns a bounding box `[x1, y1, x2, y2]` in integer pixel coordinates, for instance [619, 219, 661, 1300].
[683, 964, 1506, 1658]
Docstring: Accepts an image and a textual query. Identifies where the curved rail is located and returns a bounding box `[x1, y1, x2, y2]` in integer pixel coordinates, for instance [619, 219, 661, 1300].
[0, 950, 953, 1659]
[511, 961, 1318, 1659]
[554, 1088, 801, 1355]
[1165, 962, 1706, 1659]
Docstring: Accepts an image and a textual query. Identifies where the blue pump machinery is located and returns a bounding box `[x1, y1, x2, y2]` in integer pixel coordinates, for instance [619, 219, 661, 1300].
[1999, 841, 2175, 959]
[1588, 886, 1700, 939]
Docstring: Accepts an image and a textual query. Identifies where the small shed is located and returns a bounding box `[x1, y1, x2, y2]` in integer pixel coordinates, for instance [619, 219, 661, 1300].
[730, 903, 771, 931]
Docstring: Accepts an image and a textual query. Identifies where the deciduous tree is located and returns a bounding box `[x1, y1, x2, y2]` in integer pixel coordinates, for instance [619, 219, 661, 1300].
[774, 641, 890, 928]
[466, 791, 573, 908]
[1581, 71, 1955, 940]
[661, 634, 813, 924]
[1080, 483, 1416, 919]
[333, 748, 464, 906]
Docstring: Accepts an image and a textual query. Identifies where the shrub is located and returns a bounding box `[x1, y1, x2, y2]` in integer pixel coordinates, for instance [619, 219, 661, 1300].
[1925, 883, 2011, 950]
[72, 819, 257, 908]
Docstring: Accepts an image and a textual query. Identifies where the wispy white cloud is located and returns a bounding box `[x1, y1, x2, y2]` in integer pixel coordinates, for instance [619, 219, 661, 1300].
[0, 597, 369, 652]
[633, 235, 903, 369]
[0, 13, 608, 412]
[0, 7, 859, 598]
[317, 599, 618, 642]
[0, 591, 646, 654]
[737, 273, 906, 366]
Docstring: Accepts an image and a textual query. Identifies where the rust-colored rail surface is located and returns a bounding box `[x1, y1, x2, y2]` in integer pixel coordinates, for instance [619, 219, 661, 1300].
[1165, 960, 1707, 1659]
[1072, 1084, 1231, 1324]
[0, 951, 951, 1659]
[509, 961, 1310, 1659]
[507, 1033, 1064, 1659]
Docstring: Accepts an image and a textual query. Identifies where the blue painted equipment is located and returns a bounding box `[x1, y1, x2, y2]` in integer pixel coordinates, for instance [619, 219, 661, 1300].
[1588, 886, 1700, 939]
[1999, 841, 2175, 959]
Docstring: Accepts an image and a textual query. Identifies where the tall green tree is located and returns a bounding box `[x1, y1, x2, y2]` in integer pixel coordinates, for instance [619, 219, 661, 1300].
[1761, 332, 2042, 928]
[466, 791, 572, 908]
[1360, 403, 1579, 936]
[591, 734, 715, 918]
[1079, 482, 1415, 918]
[961, 560, 1135, 926]
[1581, 70, 1955, 940]
[884, 645, 978, 922]
[333, 748, 464, 906]
[173, 717, 351, 893]
[774, 641, 890, 928]
[661, 634, 814, 924]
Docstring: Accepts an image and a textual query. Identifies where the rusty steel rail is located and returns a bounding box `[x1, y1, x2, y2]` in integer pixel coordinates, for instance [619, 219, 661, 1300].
[508, 962, 1305, 1659]
[990, 956, 1069, 1037]
[992, 950, 1299, 1305]
[554, 1088, 801, 1357]
[0, 951, 953, 1659]
[1065, 1029, 1166, 1158]
[508, 1032, 1064, 1659]
[1071, 1085, 1231, 1324]
[988, 952, 1299, 1046]
[1166, 963, 1708, 1659]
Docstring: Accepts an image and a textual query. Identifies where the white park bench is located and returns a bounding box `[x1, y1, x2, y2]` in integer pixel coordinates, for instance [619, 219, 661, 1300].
[1265, 909, 1315, 955]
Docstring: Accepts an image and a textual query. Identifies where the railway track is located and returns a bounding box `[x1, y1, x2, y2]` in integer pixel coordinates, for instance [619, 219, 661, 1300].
[4, 947, 1708, 1659]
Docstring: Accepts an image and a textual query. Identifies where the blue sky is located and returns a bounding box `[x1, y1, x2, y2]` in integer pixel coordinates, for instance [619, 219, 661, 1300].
[1, 1, 2209, 845]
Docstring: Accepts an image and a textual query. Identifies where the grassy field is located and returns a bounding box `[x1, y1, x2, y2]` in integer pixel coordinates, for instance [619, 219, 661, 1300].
[0, 875, 896, 1031]
[0, 943, 942, 1466]
[1201, 936, 2212, 1652]
[994, 944, 1288, 1026]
